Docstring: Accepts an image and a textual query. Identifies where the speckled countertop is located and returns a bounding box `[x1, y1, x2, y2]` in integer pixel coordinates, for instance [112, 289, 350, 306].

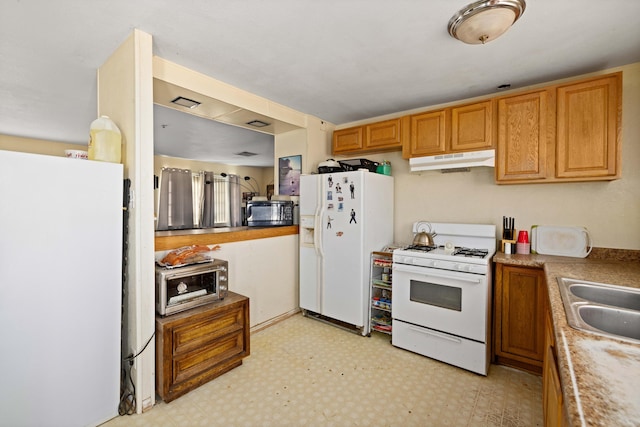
[493, 249, 640, 427]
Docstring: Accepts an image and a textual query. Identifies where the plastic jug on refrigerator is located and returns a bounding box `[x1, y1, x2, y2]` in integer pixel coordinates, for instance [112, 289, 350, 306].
[88, 115, 121, 163]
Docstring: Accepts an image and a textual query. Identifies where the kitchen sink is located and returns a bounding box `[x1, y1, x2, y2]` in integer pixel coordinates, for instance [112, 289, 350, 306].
[557, 278, 640, 344]
[578, 305, 640, 341]
[568, 282, 640, 311]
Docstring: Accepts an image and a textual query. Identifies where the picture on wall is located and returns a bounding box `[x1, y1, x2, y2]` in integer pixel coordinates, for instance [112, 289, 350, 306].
[279, 155, 301, 196]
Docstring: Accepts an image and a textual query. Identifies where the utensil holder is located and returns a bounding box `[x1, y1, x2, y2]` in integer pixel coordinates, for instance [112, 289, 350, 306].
[501, 239, 516, 253]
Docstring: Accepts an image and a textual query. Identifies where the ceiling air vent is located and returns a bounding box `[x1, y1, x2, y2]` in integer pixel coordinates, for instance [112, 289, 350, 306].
[171, 96, 200, 109]
[235, 151, 258, 157]
[246, 120, 270, 128]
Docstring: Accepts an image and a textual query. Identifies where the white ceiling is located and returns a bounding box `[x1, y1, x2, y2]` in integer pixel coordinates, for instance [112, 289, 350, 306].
[2, 1, 640, 167]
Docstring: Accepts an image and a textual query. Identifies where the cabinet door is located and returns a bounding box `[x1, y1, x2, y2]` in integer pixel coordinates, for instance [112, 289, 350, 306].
[495, 265, 546, 369]
[451, 100, 494, 151]
[496, 90, 550, 182]
[543, 343, 565, 427]
[365, 118, 402, 150]
[333, 126, 363, 153]
[556, 73, 621, 179]
[409, 110, 447, 156]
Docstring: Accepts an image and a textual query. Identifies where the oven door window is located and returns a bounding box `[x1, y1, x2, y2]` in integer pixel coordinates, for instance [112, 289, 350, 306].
[410, 279, 462, 311]
[167, 271, 216, 301]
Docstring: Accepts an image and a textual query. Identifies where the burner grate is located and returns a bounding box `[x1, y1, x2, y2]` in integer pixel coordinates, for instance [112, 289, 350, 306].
[405, 245, 438, 252]
[453, 247, 489, 258]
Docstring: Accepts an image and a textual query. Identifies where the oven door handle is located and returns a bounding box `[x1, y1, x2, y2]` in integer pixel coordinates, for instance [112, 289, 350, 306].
[408, 325, 463, 344]
[392, 263, 481, 284]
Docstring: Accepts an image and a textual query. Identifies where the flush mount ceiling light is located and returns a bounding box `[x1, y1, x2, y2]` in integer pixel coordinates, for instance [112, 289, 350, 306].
[448, 0, 526, 45]
[246, 120, 270, 128]
[171, 96, 201, 109]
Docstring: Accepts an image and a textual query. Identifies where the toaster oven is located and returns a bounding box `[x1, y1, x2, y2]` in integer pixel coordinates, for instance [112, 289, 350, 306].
[155, 259, 228, 316]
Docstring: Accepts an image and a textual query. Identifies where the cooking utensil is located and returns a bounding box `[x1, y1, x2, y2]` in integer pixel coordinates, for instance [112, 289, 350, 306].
[412, 222, 437, 247]
[502, 216, 515, 240]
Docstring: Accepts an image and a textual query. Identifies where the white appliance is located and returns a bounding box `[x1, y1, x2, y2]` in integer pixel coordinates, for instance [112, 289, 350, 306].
[0, 150, 123, 426]
[409, 149, 495, 172]
[392, 222, 496, 375]
[299, 171, 393, 335]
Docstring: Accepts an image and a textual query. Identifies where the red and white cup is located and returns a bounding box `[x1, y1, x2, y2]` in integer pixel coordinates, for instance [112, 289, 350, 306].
[517, 230, 529, 243]
[516, 230, 530, 254]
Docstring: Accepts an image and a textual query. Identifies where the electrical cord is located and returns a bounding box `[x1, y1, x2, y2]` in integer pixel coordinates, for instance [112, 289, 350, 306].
[118, 331, 155, 416]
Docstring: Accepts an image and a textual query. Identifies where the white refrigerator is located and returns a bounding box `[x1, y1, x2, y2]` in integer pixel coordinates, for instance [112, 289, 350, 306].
[0, 150, 123, 427]
[299, 170, 393, 335]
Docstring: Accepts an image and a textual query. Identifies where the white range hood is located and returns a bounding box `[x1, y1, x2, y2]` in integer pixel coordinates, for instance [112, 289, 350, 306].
[409, 149, 495, 172]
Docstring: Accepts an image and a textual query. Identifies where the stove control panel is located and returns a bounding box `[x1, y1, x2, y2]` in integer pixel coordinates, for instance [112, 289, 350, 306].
[393, 254, 489, 275]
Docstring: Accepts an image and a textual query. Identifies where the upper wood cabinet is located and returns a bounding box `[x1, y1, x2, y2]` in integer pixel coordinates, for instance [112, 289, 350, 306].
[404, 100, 494, 158]
[451, 100, 494, 151]
[496, 89, 551, 181]
[406, 109, 447, 157]
[496, 72, 621, 184]
[332, 117, 404, 155]
[333, 127, 363, 153]
[556, 74, 621, 179]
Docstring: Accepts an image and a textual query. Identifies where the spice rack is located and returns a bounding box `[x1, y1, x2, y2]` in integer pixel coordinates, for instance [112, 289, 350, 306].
[369, 251, 393, 335]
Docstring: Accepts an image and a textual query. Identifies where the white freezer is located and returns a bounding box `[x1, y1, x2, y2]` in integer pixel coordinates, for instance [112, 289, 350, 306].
[299, 170, 393, 334]
[0, 150, 123, 427]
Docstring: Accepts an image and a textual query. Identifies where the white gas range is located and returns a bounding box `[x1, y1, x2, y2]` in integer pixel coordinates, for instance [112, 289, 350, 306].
[392, 222, 496, 375]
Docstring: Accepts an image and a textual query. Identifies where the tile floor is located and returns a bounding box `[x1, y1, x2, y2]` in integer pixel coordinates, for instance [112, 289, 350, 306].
[103, 314, 543, 427]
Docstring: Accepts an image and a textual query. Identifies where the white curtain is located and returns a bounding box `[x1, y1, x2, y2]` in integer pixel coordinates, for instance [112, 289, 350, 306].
[214, 174, 230, 227]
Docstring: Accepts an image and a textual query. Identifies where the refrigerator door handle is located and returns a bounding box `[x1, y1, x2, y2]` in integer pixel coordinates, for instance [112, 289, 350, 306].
[314, 176, 324, 258]
[314, 186, 324, 311]
[315, 209, 324, 258]
[314, 212, 320, 255]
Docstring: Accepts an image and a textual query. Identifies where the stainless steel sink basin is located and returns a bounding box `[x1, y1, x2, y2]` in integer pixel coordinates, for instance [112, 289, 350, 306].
[569, 283, 640, 311]
[557, 278, 640, 344]
[578, 305, 640, 341]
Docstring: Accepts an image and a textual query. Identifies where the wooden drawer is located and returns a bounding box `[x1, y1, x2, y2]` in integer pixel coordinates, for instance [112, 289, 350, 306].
[156, 292, 250, 402]
[172, 307, 244, 355]
[174, 330, 245, 384]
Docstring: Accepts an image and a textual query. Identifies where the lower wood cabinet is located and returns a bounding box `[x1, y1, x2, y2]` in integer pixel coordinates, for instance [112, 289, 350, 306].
[493, 264, 546, 374]
[156, 292, 250, 403]
[543, 306, 568, 426]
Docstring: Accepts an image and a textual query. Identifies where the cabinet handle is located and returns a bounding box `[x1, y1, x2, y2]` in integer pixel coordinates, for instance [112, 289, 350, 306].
[408, 325, 462, 344]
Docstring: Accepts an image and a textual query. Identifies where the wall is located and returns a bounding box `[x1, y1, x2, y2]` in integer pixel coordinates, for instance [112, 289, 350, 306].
[0, 134, 81, 155]
[216, 236, 299, 327]
[97, 29, 157, 413]
[331, 62, 640, 250]
[154, 156, 273, 195]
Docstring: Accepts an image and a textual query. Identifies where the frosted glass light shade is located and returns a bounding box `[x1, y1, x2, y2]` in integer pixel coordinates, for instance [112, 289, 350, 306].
[448, 0, 526, 44]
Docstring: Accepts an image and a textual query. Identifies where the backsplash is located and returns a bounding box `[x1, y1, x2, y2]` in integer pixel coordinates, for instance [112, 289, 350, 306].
[589, 247, 640, 262]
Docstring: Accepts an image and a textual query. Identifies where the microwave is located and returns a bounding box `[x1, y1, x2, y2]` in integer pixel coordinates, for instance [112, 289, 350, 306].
[246, 200, 294, 227]
[155, 259, 228, 316]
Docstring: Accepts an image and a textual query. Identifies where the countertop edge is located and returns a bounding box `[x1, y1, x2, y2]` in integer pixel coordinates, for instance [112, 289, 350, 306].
[154, 225, 299, 251]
